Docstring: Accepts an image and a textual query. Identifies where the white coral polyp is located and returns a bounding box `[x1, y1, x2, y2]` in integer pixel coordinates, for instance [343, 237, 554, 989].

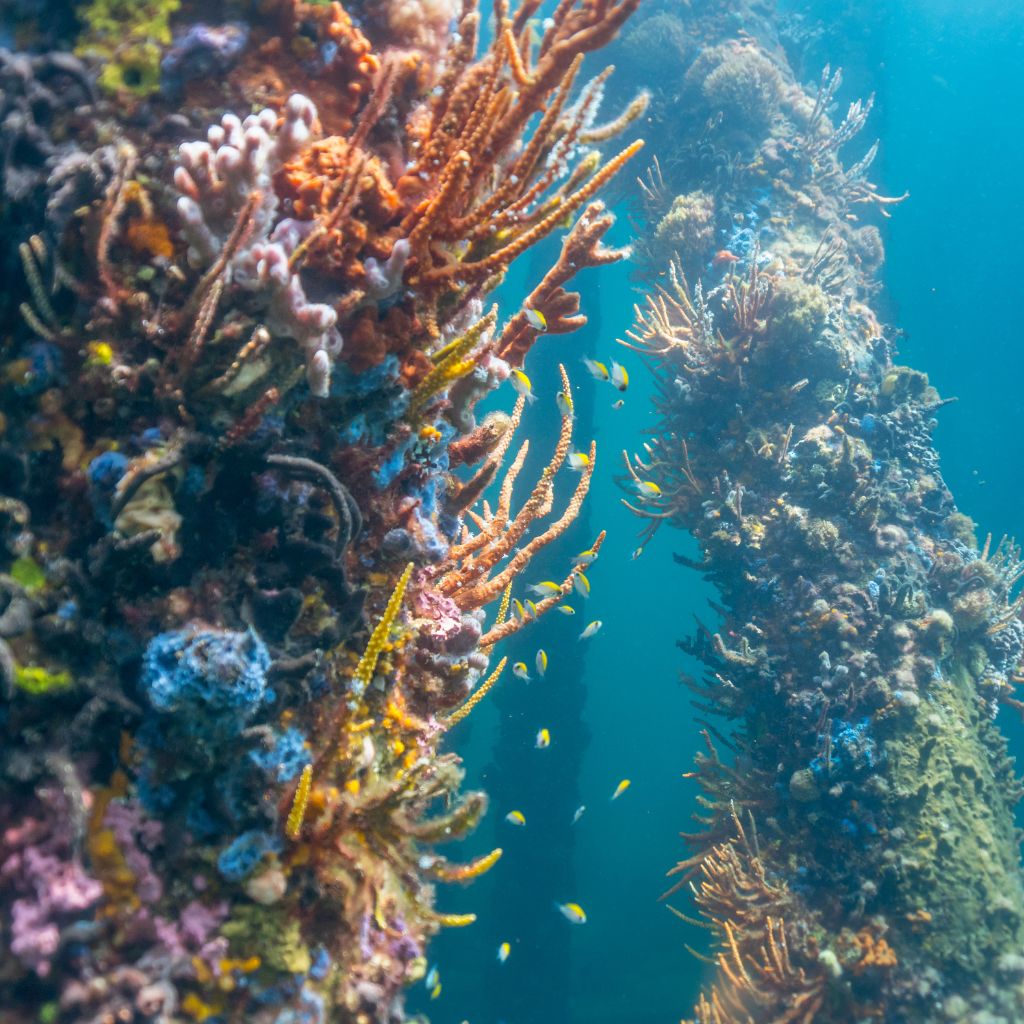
[173, 95, 341, 398]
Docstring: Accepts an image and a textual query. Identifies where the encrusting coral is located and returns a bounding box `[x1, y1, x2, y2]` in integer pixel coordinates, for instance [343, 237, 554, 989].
[619, 3, 1024, 1021]
[0, 1, 642, 1020]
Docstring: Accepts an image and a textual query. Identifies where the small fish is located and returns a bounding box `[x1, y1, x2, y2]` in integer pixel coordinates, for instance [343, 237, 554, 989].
[573, 572, 590, 598]
[512, 598, 527, 621]
[611, 399, 625, 410]
[425, 966, 439, 990]
[536, 649, 548, 677]
[556, 901, 587, 924]
[582, 357, 610, 382]
[579, 620, 603, 640]
[430, 982, 442, 1000]
[790, 378, 810, 393]
[525, 599, 539, 618]
[513, 662, 531, 682]
[631, 546, 645, 560]
[510, 368, 536, 403]
[611, 778, 631, 801]
[610, 361, 629, 392]
[523, 307, 548, 332]
[497, 942, 511, 963]
[556, 604, 576, 616]
[712, 249, 740, 267]
[528, 581, 562, 597]
[573, 549, 598, 568]
[505, 810, 526, 826]
[536, 727, 551, 749]
[556, 391, 574, 418]
[567, 450, 590, 472]
[634, 480, 662, 499]
[572, 804, 586, 824]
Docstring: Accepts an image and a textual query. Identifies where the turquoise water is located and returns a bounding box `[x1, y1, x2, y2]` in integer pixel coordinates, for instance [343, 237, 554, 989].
[412, 3, 1024, 1020]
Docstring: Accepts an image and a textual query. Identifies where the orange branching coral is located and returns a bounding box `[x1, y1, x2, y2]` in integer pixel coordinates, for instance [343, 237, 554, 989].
[497, 200, 632, 365]
[847, 929, 897, 975]
[686, 917, 824, 1024]
[395, 0, 644, 311]
[478, 531, 605, 647]
[676, 810, 828, 1024]
[430, 365, 597, 624]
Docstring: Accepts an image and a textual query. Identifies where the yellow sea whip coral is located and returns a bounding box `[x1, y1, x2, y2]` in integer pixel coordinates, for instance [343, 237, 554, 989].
[430, 846, 504, 883]
[285, 764, 314, 840]
[443, 656, 508, 726]
[407, 308, 498, 419]
[350, 562, 414, 693]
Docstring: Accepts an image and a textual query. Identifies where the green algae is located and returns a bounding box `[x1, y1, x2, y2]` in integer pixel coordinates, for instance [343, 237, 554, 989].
[75, 0, 180, 96]
[10, 555, 46, 593]
[14, 665, 73, 695]
[882, 659, 1024, 979]
[221, 906, 312, 975]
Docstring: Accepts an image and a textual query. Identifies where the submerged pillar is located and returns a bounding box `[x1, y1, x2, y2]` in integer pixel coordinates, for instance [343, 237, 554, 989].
[617, 4, 1024, 1020]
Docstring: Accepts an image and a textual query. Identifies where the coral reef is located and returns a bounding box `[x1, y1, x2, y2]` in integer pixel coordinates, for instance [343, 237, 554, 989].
[0, 2, 641, 1020]
[621, 4, 1024, 1022]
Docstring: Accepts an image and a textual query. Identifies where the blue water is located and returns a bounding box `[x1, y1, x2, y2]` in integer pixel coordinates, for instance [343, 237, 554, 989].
[411, 3, 1024, 1021]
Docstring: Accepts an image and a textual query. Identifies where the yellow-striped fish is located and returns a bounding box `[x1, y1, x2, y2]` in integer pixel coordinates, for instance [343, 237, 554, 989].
[612, 399, 625, 409]
[425, 966, 439, 990]
[568, 451, 590, 472]
[505, 810, 526, 826]
[536, 727, 551, 749]
[579, 620, 603, 640]
[510, 368, 536, 403]
[523, 307, 548, 332]
[556, 391, 574, 418]
[497, 941, 511, 963]
[536, 649, 548, 677]
[513, 662, 531, 682]
[610, 361, 629, 392]
[512, 598, 527, 620]
[611, 778, 631, 801]
[634, 480, 662, 499]
[582, 357, 610, 382]
[573, 549, 598, 568]
[528, 581, 562, 597]
[573, 572, 590, 598]
[556, 604, 576, 616]
[556, 902, 587, 924]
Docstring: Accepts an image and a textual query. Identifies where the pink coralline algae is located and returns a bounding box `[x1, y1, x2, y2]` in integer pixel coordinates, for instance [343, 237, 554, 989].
[103, 799, 164, 905]
[153, 900, 230, 962]
[3, 808, 103, 977]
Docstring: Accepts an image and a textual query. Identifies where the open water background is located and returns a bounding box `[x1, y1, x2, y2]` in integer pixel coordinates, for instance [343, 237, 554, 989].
[409, 1, 1024, 1021]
